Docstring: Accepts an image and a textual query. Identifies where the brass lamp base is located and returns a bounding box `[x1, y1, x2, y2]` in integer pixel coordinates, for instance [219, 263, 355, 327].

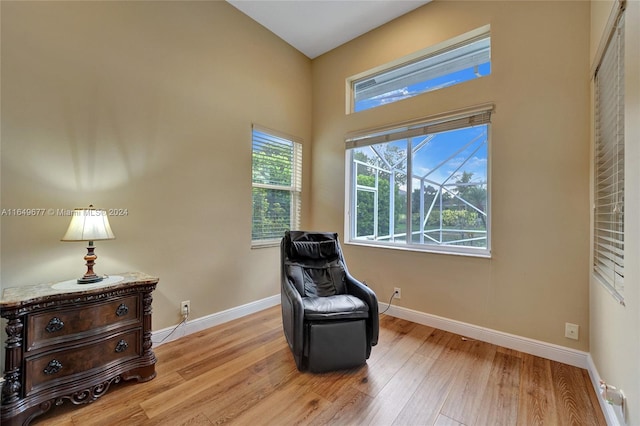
[77, 242, 104, 284]
[77, 274, 104, 284]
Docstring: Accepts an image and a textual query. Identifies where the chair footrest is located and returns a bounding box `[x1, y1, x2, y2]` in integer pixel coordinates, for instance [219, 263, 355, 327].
[307, 320, 367, 373]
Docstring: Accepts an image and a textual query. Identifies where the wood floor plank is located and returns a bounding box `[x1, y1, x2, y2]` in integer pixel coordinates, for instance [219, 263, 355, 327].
[517, 353, 559, 426]
[415, 327, 458, 360]
[305, 367, 365, 403]
[435, 413, 465, 426]
[228, 385, 328, 425]
[308, 386, 373, 426]
[439, 338, 498, 425]
[176, 327, 283, 380]
[201, 350, 304, 424]
[139, 336, 286, 419]
[39, 371, 185, 425]
[551, 360, 606, 426]
[181, 413, 215, 425]
[31, 307, 606, 426]
[71, 404, 150, 426]
[354, 320, 434, 398]
[473, 352, 521, 426]
[392, 333, 470, 426]
[146, 359, 288, 425]
[366, 316, 419, 360]
[32, 407, 76, 426]
[155, 311, 280, 376]
[349, 352, 435, 425]
[497, 345, 524, 359]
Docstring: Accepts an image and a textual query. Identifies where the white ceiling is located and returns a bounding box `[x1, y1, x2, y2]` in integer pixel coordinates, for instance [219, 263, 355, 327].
[226, 0, 431, 59]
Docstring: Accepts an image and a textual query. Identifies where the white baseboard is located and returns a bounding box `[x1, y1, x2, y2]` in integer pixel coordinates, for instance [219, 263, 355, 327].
[380, 303, 590, 368]
[152, 294, 280, 346]
[587, 354, 625, 426]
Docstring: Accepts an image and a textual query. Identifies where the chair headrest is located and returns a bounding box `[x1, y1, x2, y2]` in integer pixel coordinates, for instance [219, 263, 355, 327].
[287, 230, 338, 243]
[290, 240, 339, 260]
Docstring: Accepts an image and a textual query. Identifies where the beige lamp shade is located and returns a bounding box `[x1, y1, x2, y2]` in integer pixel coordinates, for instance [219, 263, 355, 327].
[61, 206, 115, 242]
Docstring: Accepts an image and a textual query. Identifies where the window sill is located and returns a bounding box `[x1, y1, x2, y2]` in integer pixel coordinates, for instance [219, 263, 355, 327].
[251, 239, 281, 249]
[344, 239, 491, 259]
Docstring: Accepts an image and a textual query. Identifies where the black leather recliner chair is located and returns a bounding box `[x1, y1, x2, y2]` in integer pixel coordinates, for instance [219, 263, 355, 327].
[280, 230, 378, 373]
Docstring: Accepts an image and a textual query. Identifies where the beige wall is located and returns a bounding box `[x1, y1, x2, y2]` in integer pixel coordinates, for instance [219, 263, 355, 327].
[311, 1, 591, 350]
[590, 0, 640, 423]
[0, 1, 312, 329]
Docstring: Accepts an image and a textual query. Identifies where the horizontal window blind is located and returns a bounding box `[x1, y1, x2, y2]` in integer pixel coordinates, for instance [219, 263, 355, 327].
[252, 131, 295, 187]
[251, 125, 302, 243]
[346, 106, 493, 149]
[594, 11, 625, 303]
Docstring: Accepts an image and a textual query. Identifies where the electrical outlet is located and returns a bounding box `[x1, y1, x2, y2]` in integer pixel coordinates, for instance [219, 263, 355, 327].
[565, 322, 579, 340]
[181, 300, 190, 317]
[393, 287, 401, 299]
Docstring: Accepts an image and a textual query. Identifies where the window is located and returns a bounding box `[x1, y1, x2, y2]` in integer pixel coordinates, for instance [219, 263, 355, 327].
[345, 106, 493, 256]
[593, 10, 625, 304]
[251, 125, 302, 246]
[348, 26, 491, 113]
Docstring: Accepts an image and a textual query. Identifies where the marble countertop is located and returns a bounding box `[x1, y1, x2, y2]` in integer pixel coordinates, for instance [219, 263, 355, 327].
[1, 272, 159, 308]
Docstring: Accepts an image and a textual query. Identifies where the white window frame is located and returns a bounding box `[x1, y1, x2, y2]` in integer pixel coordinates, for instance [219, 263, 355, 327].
[344, 104, 493, 257]
[592, 4, 626, 305]
[346, 25, 491, 114]
[251, 125, 302, 248]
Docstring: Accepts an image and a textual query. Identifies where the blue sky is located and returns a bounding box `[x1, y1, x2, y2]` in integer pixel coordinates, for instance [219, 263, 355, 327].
[412, 126, 488, 186]
[355, 124, 488, 192]
[355, 62, 491, 112]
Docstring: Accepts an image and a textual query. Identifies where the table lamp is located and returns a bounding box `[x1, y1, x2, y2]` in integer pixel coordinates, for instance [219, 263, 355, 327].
[61, 205, 115, 284]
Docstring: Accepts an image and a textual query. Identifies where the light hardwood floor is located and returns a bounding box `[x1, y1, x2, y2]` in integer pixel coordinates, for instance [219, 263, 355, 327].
[34, 306, 606, 425]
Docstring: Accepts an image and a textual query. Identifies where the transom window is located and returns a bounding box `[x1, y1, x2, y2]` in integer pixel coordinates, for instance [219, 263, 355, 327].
[345, 107, 493, 257]
[348, 26, 491, 113]
[251, 125, 302, 246]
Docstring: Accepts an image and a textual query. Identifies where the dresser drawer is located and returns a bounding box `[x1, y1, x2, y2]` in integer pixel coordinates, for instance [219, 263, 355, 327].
[26, 295, 140, 352]
[24, 328, 141, 396]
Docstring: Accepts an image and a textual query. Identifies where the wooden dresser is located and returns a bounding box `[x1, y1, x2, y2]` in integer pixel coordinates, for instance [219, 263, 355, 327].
[0, 272, 158, 426]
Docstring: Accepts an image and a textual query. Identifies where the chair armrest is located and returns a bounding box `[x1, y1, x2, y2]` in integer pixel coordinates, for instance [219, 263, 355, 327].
[345, 273, 379, 346]
[281, 274, 305, 357]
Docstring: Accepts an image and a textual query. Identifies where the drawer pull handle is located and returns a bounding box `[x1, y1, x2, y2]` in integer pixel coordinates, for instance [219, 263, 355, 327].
[45, 317, 64, 333]
[44, 359, 62, 375]
[115, 340, 129, 353]
[116, 304, 129, 317]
